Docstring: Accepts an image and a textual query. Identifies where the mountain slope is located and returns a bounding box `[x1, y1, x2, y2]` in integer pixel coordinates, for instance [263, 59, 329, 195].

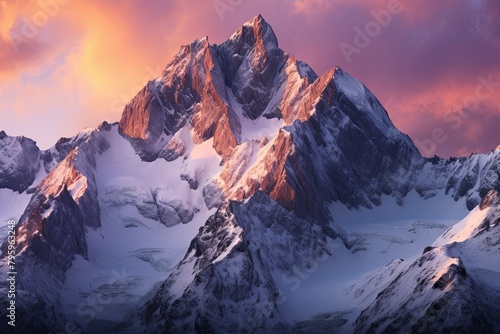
[354, 187, 500, 333]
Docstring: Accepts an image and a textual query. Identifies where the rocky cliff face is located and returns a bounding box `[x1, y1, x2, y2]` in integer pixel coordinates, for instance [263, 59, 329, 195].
[0, 15, 499, 334]
[118, 15, 318, 162]
[0, 126, 110, 332]
[0, 131, 40, 193]
[0, 127, 97, 194]
[118, 37, 241, 160]
[144, 191, 336, 333]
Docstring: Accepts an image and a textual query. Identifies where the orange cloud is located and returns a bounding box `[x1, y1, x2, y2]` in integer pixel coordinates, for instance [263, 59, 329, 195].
[1, 0, 188, 146]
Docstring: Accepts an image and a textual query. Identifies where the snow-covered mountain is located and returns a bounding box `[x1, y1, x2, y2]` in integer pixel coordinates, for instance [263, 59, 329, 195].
[1, 15, 499, 333]
[353, 186, 500, 333]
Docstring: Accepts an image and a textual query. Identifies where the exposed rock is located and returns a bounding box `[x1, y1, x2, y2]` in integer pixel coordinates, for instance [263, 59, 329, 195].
[0, 132, 40, 192]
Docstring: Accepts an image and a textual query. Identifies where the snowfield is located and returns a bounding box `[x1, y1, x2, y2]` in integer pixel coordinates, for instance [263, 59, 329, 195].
[276, 191, 469, 330]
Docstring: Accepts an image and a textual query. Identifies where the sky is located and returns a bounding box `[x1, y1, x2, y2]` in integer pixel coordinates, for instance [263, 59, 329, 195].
[0, 0, 499, 157]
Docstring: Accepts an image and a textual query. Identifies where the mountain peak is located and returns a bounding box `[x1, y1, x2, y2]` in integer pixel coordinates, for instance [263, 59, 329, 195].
[228, 14, 278, 50]
[245, 13, 266, 28]
[331, 66, 399, 134]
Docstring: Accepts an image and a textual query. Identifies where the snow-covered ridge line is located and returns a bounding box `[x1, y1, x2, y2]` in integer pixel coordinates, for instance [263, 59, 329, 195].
[0, 126, 102, 194]
[354, 189, 500, 333]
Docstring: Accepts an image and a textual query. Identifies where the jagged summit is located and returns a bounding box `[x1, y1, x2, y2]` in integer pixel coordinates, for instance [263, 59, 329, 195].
[331, 66, 410, 143]
[119, 15, 415, 164]
[227, 14, 279, 50]
[119, 15, 288, 160]
[247, 13, 265, 25]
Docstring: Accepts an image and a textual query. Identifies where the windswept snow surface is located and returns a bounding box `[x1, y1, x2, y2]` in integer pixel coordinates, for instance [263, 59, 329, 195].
[0, 189, 32, 243]
[276, 191, 469, 332]
[433, 201, 500, 289]
[350, 190, 500, 333]
[60, 126, 222, 330]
